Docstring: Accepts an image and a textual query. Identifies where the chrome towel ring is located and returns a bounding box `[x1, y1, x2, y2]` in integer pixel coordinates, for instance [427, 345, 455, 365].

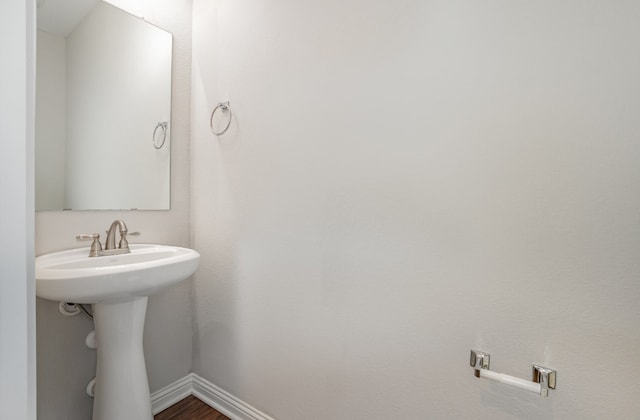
[210, 101, 232, 136]
[153, 122, 168, 149]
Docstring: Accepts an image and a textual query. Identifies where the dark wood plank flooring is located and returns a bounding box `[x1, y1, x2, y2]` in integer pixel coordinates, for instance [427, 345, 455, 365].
[155, 395, 230, 420]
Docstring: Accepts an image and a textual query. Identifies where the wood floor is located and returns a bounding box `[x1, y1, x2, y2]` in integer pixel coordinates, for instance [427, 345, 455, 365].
[154, 395, 230, 420]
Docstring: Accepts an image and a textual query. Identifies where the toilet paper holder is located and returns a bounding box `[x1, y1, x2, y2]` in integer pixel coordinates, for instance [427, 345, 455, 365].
[470, 350, 557, 397]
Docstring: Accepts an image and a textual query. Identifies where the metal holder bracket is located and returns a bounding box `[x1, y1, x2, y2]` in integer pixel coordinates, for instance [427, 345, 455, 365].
[532, 364, 557, 397]
[470, 349, 491, 375]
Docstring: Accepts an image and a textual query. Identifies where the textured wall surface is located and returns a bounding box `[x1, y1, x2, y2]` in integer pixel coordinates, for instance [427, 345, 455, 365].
[191, 1, 640, 418]
[35, 1, 192, 419]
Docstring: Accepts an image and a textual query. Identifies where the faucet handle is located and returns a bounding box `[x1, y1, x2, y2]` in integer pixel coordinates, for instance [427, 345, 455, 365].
[119, 231, 141, 250]
[76, 233, 103, 257]
[77, 233, 101, 241]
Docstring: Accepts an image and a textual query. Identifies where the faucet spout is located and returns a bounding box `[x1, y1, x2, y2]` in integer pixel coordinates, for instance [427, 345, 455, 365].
[105, 219, 128, 250]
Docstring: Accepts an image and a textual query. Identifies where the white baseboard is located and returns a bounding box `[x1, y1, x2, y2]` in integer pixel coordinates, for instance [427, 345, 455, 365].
[150, 374, 194, 414]
[151, 373, 275, 420]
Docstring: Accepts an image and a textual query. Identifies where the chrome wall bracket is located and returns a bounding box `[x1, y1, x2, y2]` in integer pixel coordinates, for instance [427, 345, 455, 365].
[470, 350, 490, 376]
[470, 350, 557, 397]
[532, 364, 557, 397]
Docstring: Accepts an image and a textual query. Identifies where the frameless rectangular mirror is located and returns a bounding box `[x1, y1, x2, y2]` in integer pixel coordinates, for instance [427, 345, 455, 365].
[36, 0, 172, 211]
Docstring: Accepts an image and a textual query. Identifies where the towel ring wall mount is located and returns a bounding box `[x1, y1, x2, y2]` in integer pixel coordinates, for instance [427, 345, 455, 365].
[210, 101, 232, 136]
[153, 122, 168, 149]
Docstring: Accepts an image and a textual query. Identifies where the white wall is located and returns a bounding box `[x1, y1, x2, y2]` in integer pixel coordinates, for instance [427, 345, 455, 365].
[0, 0, 37, 418]
[35, 30, 66, 210]
[35, 1, 192, 419]
[191, 1, 640, 418]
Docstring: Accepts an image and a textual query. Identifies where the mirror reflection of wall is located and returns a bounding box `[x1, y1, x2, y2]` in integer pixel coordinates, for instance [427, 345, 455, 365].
[36, 0, 172, 211]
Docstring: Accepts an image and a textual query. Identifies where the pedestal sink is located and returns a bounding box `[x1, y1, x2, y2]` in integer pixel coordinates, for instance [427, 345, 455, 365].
[36, 244, 200, 420]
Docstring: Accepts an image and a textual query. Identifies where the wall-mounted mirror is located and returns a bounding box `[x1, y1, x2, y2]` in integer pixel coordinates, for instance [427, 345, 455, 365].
[36, 0, 172, 211]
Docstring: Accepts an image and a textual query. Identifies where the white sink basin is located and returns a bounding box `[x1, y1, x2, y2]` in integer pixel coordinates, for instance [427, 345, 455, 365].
[36, 243, 199, 303]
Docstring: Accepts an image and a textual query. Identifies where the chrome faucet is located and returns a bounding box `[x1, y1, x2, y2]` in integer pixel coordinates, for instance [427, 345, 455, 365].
[77, 219, 140, 257]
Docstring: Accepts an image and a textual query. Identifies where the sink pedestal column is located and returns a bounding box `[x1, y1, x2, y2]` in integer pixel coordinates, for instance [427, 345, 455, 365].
[93, 297, 152, 420]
